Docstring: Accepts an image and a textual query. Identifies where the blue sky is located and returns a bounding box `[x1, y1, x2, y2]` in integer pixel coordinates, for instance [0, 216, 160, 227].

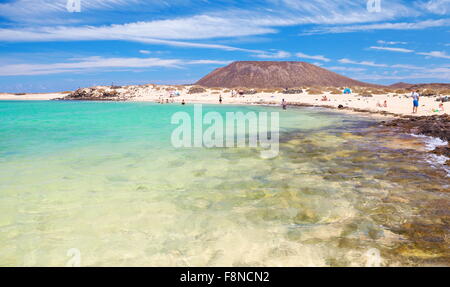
[0, 0, 449, 92]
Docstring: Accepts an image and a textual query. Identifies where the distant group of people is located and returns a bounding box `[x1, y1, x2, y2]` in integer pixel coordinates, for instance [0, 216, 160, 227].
[281, 89, 447, 114]
[163, 88, 447, 113]
[157, 97, 174, 104]
[376, 100, 388, 108]
[156, 96, 187, 105]
[157, 90, 186, 105]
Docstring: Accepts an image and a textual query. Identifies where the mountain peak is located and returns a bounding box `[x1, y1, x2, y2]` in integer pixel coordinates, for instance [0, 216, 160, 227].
[196, 61, 378, 88]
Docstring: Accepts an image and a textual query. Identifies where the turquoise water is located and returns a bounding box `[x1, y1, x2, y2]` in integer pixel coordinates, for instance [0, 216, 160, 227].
[0, 101, 448, 266]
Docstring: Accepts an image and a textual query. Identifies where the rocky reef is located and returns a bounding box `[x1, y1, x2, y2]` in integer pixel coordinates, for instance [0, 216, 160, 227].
[56, 87, 127, 101]
[381, 115, 450, 164]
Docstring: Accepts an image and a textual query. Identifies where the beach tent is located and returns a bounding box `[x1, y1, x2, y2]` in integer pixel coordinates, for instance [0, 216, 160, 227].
[343, 88, 352, 94]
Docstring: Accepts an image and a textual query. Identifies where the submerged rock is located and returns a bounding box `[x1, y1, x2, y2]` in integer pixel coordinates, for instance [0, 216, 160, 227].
[432, 145, 450, 158]
[382, 115, 450, 159]
[383, 115, 450, 142]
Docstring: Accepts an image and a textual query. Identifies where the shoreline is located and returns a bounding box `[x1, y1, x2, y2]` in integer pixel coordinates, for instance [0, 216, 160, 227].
[0, 94, 419, 120]
[0, 91, 450, 173]
[1, 96, 398, 121]
[2, 85, 449, 118]
[0, 92, 65, 101]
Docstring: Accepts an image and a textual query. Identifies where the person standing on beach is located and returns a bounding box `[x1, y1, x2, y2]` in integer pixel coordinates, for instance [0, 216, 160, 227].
[412, 90, 420, 114]
[282, 99, 287, 110]
[219, 95, 223, 104]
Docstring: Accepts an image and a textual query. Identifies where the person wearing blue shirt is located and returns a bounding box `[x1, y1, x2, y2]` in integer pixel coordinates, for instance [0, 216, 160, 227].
[411, 90, 420, 114]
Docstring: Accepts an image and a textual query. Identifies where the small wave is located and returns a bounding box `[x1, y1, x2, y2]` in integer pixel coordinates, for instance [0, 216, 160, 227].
[425, 154, 450, 177]
[409, 134, 449, 177]
[409, 133, 448, 151]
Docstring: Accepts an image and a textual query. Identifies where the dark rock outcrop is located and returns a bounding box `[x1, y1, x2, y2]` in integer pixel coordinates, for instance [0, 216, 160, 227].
[282, 89, 304, 94]
[383, 115, 450, 142]
[59, 88, 121, 101]
[432, 146, 450, 162]
[188, 87, 207, 94]
[382, 115, 450, 159]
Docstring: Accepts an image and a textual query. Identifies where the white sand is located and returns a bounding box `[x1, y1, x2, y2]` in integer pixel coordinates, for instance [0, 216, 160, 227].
[0, 92, 65, 101]
[2, 86, 449, 117]
[126, 85, 449, 117]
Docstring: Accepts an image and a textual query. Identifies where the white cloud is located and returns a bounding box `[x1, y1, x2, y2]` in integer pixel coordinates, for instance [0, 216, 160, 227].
[338, 58, 388, 67]
[417, 51, 450, 59]
[391, 64, 424, 70]
[0, 0, 153, 22]
[296, 52, 330, 62]
[254, 50, 291, 59]
[377, 40, 408, 45]
[327, 66, 366, 72]
[187, 60, 232, 65]
[267, 0, 415, 24]
[139, 50, 151, 54]
[304, 19, 450, 34]
[420, 0, 450, 15]
[338, 58, 428, 70]
[370, 46, 414, 53]
[0, 14, 279, 54]
[1, 15, 276, 41]
[0, 25, 268, 53]
[0, 0, 419, 45]
[0, 57, 231, 76]
[1, 0, 414, 26]
[354, 67, 450, 81]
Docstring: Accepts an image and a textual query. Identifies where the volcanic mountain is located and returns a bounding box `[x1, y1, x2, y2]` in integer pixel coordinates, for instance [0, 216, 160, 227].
[196, 61, 379, 88]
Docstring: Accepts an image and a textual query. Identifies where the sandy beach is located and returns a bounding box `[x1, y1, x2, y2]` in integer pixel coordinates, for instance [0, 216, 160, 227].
[165, 90, 449, 117]
[0, 92, 66, 101]
[2, 86, 449, 118]
[42, 85, 449, 117]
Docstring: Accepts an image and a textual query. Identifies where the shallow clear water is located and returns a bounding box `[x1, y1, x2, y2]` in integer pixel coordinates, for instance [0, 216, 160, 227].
[0, 101, 448, 266]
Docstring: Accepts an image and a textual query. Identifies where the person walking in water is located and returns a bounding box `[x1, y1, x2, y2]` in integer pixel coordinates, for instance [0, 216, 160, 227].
[282, 99, 287, 110]
[412, 90, 420, 114]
